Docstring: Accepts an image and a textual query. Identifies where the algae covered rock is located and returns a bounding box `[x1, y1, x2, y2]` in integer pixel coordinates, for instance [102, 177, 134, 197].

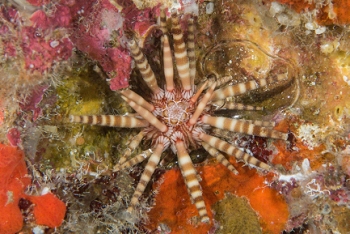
[213, 193, 262, 234]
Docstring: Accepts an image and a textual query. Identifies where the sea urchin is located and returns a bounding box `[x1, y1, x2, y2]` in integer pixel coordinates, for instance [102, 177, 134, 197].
[70, 8, 291, 223]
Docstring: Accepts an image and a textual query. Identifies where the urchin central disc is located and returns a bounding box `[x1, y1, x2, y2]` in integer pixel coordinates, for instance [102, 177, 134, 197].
[162, 100, 190, 125]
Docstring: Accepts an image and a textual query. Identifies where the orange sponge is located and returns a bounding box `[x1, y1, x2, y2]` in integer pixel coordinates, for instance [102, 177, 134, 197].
[0, 144, 66, 232]
[0, 144, 30, 234]
[26, 192, 66, 228]
[146, 161, 289, 233]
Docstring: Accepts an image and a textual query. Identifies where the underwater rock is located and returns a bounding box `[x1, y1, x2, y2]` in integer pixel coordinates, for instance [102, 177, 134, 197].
[213, 193, 261, 234]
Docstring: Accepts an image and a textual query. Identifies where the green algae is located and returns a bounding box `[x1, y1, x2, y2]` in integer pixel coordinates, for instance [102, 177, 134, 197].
[213, 193, 262, 234]
[37, 62, 135, 171]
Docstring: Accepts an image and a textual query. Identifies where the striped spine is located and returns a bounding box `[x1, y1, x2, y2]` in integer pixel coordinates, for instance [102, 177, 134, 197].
[187, 16, 196, 87]
[127, 143, 164, 212]
[159, 7, 168, 34]
[248, 119, 275, 127]
[201, 142, 238, 174]
[122, 97, 168, 133]
[120, 90, 154, 112]
[199, 132, 271, 170]
[189, 82, 216, 125]
[163, 35, 174, 93]
[176, 141, 209, 223]
[212, 100, 263, 111]
[211, 74, 289, 101]
[69, 115, 149, 128]
[198, 75, 233, 89]
[117, 131, 145, 165]
[171, 10, 192, 95]
[211, 80, 259, 101]
[190, 81, 208, 104]
[128, 40, 162, 96]
[202, 115, 288, 140]
[114, 149, 152, 171]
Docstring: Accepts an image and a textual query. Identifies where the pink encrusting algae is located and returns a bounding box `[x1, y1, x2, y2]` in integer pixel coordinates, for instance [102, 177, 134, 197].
[68, 0, 132, 90]
[0, 5, 73, 73]
[1, 0, 142, 91]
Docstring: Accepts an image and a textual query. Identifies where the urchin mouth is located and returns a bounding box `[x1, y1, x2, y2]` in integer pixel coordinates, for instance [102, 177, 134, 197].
[161, 99, 190, 126]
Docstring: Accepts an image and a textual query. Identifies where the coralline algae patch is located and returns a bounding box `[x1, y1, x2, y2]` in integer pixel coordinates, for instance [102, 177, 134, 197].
[146, 161, 289, 234]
